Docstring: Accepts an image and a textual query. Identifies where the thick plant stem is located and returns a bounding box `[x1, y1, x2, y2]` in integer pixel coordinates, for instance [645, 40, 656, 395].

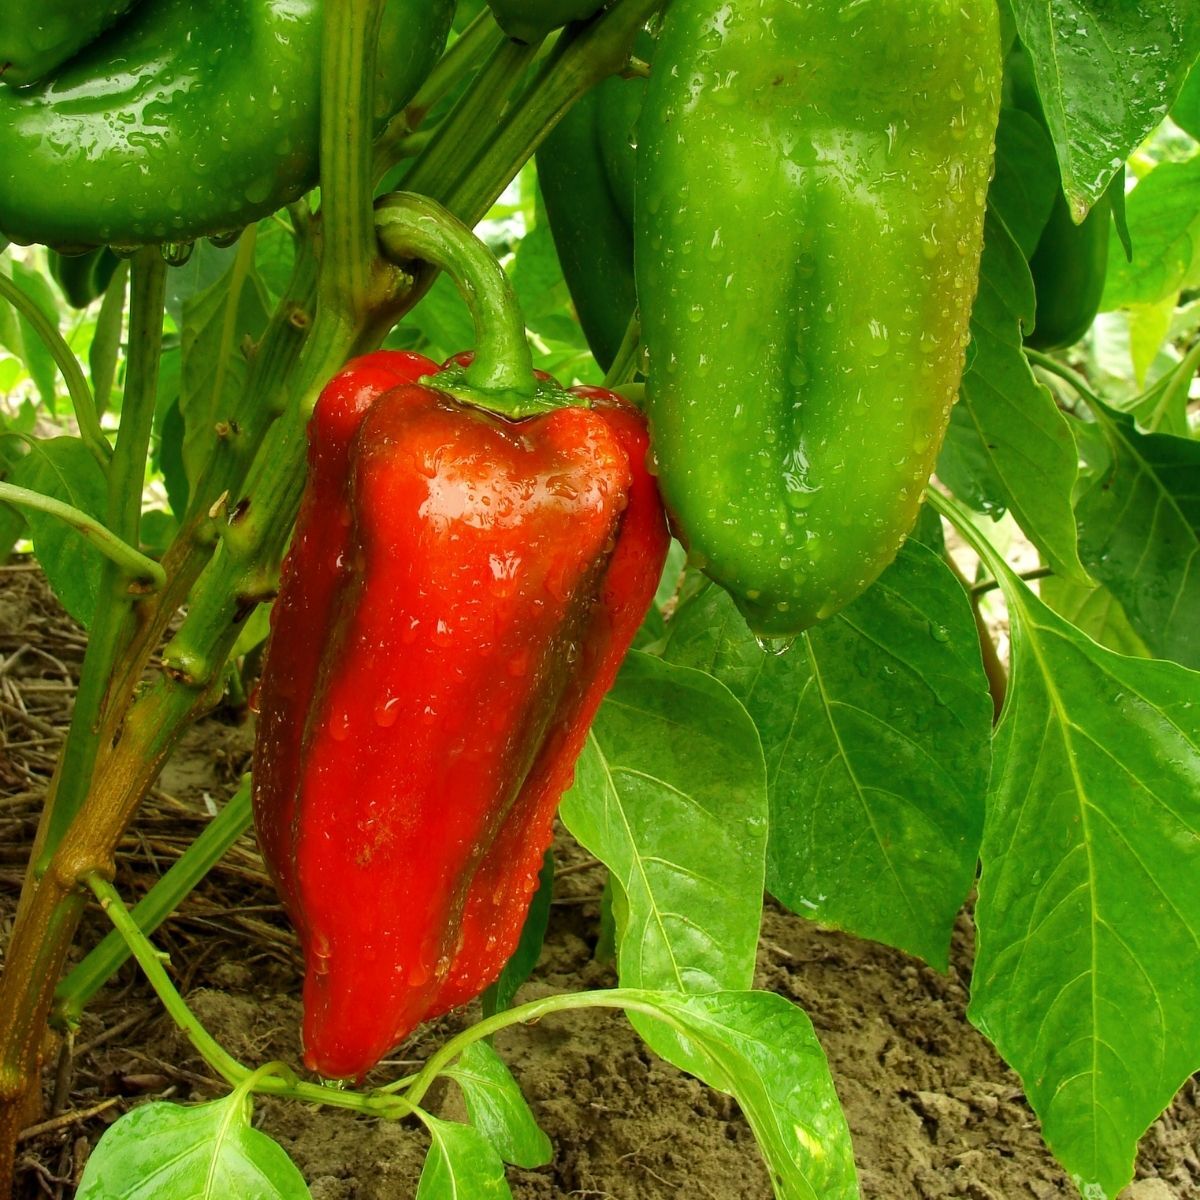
[0, 6, 387, 1186]
[36, 249, 166, 874]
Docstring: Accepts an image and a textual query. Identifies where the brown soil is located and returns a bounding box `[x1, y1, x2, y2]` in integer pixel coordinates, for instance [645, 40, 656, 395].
[2, 562, 1197, 1200]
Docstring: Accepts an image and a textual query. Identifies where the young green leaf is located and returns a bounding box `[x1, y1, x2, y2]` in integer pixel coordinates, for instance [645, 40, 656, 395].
[1038, 574, 1152, 659]
[179, 249, 272, 490]
[1102, 156, 1200, 310]
[7, 436, 108, 626]
[76, 1096, 311, 1200]
[558, 650, 768, 1069]
[445, 1041, 552, 1169]
[942, 212, 1088, 583]
[1077, 397, 1200, 669]
[969, 564, 1200, 1200]
[661, 539, 991, 969]
[625, 989, 860, 1200]
[416, 1116, 512, 1200]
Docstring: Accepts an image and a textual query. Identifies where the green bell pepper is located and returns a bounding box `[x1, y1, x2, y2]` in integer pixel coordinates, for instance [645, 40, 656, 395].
[636, 0, 1001, 636]
[0, 0, 454, 249]
[1008, 46, 1111, 352]
[0, 0, 137, 88]
[487, 1, 604, 44]
[48, 247, 121, 308]
[537, 45, 644, 371]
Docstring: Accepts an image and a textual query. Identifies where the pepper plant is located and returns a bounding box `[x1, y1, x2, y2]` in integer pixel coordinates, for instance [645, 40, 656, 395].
[0, 2, 1199, 1198]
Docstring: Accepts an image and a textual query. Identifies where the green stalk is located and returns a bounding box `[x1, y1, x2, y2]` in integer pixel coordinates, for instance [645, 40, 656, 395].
[37, 249, 166, 874]
[374, 8, 505, 178]
[0, 272, 110, 471]
[399, 36, 542, 201]
[0, 481, 163, 587]
[376, 192, 558, 414]
[53, 780, 253, 1027]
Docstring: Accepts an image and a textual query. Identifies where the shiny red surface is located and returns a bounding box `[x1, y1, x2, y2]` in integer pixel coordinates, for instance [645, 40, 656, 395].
[252, 356, 668, 1079]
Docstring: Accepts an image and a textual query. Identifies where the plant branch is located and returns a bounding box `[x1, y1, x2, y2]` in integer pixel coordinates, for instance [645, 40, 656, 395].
[0, 482, 163, 588]
[53, 780, 253, 1027]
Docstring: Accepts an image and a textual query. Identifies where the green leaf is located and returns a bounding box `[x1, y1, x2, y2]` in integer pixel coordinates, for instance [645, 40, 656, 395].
[1076, 398, 1200, 669]
[661, 540, 992, 968]
[558, 651, 768, 1069]
[990, 106, 1060, 259]
[77, 1095, 311, 1199]
[180, 257, 272, 490]
[445, 1042, 552, 1169]
[5, 260, 61, 410]
[7, 437, 108, 626]
[1117, 343, 1199, 437]
[943, 212, 1088, 583]
[482, 850, 554, 1018]
[1038, 574, 1152, 659]
[416, 1116, 512, 1200]
[968, 566, 1200, 1200]
[1102, 156, 1200, 309]
[627, 990, 860, 1200]
[1011, 0, 1200, 209]
[1173, 56, 1200, 139]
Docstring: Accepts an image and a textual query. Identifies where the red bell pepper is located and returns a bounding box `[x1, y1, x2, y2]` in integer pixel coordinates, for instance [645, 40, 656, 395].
[252, 352, 669, 1079]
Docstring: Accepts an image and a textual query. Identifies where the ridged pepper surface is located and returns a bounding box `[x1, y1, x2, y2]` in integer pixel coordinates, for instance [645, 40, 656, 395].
[252, 352, 669, 1079]
[636, 0, 1001, 635]
[0, 0, 454, 248]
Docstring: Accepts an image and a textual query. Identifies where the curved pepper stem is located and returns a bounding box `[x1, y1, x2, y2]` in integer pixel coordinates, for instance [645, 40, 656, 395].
[375, 191, 570, 419]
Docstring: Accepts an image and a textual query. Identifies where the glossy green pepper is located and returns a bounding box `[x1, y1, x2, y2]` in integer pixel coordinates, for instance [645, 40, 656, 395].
[1008, 47, 1111, 352]
[48, 248, 121, 308]
[488, 0, 604, 44]
[0, 0, 454, 248]
[636, 0, 1001, 636]
[537, 48, 644, 371]
[0, 0, 137, 87]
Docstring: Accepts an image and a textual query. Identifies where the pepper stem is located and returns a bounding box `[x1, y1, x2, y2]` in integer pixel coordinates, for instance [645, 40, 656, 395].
[375, 192, 568, 419]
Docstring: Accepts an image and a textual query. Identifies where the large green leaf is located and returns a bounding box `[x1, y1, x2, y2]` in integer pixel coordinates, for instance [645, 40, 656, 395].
[77, 1096, 310, 1200]
[968, 559, 1200, 1199]
[941, 212, 1087, 583]
[1076, 398, 1200, 669]
[661, 540, 991, 968]
[1011, 0, 1200, 209]
[559, 651, 768, 1068]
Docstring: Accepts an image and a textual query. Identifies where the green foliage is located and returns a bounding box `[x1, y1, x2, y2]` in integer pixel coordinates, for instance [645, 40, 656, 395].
[76, 1095, 311, 1200]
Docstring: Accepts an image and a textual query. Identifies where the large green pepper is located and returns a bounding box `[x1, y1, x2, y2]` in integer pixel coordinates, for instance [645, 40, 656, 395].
[636, 0, 1001, 636]
[487, 1, 604, 44]
[0, 0, 137, 87]
[537, 47, 643, 370]
[1008, 47, 1111, 351]
[0, 0, 454, 249]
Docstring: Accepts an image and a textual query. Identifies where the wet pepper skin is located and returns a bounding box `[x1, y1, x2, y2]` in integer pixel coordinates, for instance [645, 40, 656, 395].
[636, 0, 1001, 635]
[253, 354, 669, 1079]
[0, 0, 454, 247]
